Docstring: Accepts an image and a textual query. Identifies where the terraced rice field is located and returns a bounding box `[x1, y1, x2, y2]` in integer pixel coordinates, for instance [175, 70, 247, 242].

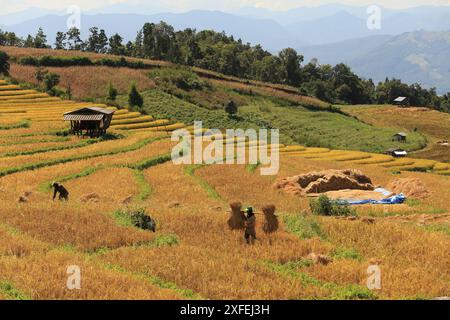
[0, 83, 187, 134]
[0, 80, 449, 300]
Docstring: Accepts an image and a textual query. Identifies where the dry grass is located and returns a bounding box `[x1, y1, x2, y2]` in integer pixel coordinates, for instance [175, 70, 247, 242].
[0, 74, 449, 300]
[10, 64, 156, 99]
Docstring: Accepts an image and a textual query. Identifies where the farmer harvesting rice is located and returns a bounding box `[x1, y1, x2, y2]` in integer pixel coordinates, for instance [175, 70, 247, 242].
[244, 207, 257, 245]
[52, 182, 69, 201]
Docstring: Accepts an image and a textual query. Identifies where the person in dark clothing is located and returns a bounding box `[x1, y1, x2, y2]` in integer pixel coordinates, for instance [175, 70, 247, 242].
[52, 182, 69, 201]
[244, 207, 256, 245]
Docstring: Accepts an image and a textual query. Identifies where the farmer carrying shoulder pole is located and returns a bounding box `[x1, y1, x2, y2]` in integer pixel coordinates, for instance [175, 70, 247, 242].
[244, 207, 257, 245]
[52, 182, 69, 201]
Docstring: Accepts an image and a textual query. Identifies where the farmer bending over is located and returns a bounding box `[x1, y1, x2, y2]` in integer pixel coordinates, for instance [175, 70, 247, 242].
[244, 207, 257, 245]
[52, 182, 69, 201]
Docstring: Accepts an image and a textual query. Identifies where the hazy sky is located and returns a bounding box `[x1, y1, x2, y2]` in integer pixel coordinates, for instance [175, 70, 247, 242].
[2, 0, 450, 14]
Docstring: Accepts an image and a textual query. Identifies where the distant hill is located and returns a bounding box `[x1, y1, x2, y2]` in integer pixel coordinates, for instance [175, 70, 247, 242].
[3, 5, 450, 49]
[4, 11, 304, 52]
[298, 35, 394, 65]
[299, 31, 450, 94]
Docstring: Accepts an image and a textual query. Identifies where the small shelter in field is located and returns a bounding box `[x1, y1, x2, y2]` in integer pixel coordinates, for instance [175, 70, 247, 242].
[392, 132, 407, 142]
[63, 107, 115, 137]
[385, 148, 408, 158]
[393, 96, 409, 106]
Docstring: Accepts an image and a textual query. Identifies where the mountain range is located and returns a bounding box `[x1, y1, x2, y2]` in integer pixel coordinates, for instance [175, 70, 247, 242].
[1, 4, 449, 93]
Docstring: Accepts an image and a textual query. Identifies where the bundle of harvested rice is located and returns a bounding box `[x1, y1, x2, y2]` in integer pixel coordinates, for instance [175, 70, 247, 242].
[227, 202, 245, 230]
[274, 169, 374, 196]
[262, 204, 279, 234]
[80, 193, 100, 203]
[307, 253, 332, 265]
[387, 178, 430, 199]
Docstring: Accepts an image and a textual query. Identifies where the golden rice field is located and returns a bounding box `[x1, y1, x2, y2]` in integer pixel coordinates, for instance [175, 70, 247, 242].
[341, 104, 450, 163]
[0, 80, 449, 300]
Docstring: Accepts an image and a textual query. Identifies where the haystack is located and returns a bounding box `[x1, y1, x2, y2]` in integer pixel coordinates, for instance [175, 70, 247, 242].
[307, 253, 332, 265]
[227, 202, 245, 230]
[387, 178, 430, 199]
[121, 195, 134, 205]
[274, 169, 374, 196]
[18, 196, 28, 203]
[262, 204, 279, 234]
[80, 193, 100, 203]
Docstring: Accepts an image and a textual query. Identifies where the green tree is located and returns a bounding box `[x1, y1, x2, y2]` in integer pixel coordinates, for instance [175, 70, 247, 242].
[24, 35, 34, 47]
[0, 51, 10, 76]
[86, 27, 99, 52]
[107, 82, 118, 101]
[34, 27, 47, 48]
[66, 84, 72, 100]
[133, 29, 144, 57]
[35, 67, 48, 84]
[225, 100, 238, 117]
[142, 23, 156, 58]
[128, 82, 143, 109]
[43, 72, 60, 92]
[86, 27, 108, 53]
[109, 33, 125, 55]
[54, 31, 66, 49]
[97, 29, 108, 53]
[66, 27, 83, 50]
[279, 48, 303, 86]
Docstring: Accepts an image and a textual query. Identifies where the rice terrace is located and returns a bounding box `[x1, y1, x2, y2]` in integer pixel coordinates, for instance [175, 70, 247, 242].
[0, 2, 449, 304]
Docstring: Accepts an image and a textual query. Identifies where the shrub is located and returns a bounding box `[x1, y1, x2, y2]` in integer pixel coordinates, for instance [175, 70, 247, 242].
[19, 55, 93, 67]
[282, 213, 325, 240]
[43, 72, 60, 93]
[107, 82, 118, 101]
[34, 67, 48, 83]
[150, 67, 208, 91]
[128, 82, 143, 109]
[225, 100, 238, 117]
[0, 51, 10, 76]
[130, 208, 156, 232]
[310, 195, 356, 217]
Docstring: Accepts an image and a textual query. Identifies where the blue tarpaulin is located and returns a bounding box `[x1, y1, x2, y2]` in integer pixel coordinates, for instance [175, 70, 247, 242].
[338, 194, 407, 206]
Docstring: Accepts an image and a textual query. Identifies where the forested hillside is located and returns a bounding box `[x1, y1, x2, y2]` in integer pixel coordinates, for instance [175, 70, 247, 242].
[1, 23, 449, 111]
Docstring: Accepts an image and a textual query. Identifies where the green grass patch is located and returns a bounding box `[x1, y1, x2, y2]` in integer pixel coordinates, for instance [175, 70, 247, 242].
[0, 136, 70, 147]
[132, 170, 152, 202]
[123, 88, 427, 153]
[282, 213, 326, 240]
[423, 223, 450, 236]
[152, 234, 179, 247]
[0, 120, 30, 130]
[245, 162, 260, 174]
[0, 281, 30, 300]
[406, 198, 422, 207]
[0, 138, 102, 157]
[262, 261, 377, 300]
[102, 263, 201, 299]
[185, 164, 222, 201]
[38, 165, 105, 193]
[130, 153, 172, 171]
[331, 247, 363, 261]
